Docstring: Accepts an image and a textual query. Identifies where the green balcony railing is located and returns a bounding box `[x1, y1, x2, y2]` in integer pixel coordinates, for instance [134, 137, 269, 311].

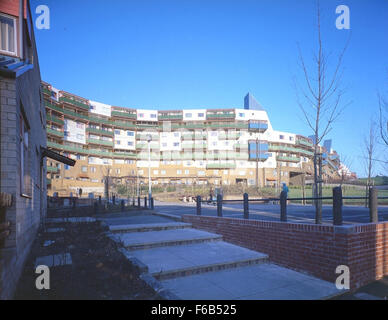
[47, 141, 89, 155]
[42, 87, 51, 96]
[86, 127, 114, 136]
[87, 138, 114, 147]
[60, 96, 89, 110]
[88, 115, 113, 125]
[158, 114, 183, 120]
[269, 145, 313, 157]
[111, 111, 137, 119]
[276, 155, 300, 162]
[206, 163, 236, 169]
[296, 139, 313, 148]
[113, 121, 137, 129]
[45, 102, 63, 113]
[113, 152, 137, 159]
[62, 108, 89, 121]
[47, 166, 58, 173]
[207, 113, 235, 119]
[46, 128, 64, 138]
[46, 114, 64, 126]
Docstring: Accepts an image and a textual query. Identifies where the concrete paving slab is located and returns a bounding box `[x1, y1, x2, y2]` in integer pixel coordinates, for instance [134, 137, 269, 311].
[100, 214, 174, 226]
[131, 241, 268, 278]
[35, 253, 72, 268]
[161, 263, 341, 300]
[46, 217, 96, 223]
[109, 222, 192, 233]
[119, 228, 222, 249]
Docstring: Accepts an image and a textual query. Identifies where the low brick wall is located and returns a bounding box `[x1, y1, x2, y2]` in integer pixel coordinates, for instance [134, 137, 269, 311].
[182, 215, 388, 290]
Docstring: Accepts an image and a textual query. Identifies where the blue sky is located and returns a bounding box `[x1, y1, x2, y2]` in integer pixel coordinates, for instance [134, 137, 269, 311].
[31, 0, 388, 177]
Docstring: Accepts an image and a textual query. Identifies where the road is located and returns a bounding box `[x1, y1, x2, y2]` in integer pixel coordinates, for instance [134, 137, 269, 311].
[154, 200, 388, 225]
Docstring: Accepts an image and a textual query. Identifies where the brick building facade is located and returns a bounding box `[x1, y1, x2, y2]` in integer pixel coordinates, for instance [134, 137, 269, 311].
[0, 0, 47, 299]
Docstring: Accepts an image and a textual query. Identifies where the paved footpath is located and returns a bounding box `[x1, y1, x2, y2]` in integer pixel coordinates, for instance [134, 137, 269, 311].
[102, 213, 343, 300]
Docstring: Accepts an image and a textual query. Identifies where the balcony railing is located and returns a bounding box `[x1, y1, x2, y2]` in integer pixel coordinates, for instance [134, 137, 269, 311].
[268, 144, 313, 157]
[206, 163, 236, 169]
[158, 114, 183, 120]
[111, 111, 137, 119]
[207, 113, 235, 119]
[87, 138, 114, 147]
[45, 102, 63, 113]
[86, 127, 114, 137]
[276, 155, 300, 162]
[62, 108, 89, 121]
[46, 128, 64, 138]
[47, 166, 58, 173]
[60, 96, 89, 111]
[46, 114, 64, 126]
[248, 121, 268, 132]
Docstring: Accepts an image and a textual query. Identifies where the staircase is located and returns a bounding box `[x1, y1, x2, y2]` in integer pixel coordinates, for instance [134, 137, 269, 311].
[110, 221, 341, 300]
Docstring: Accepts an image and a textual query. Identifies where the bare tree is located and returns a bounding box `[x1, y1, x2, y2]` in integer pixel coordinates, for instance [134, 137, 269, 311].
[363, 121, 377, 207]
[378, 93, 388, 145]
[294, 1, 350, 223]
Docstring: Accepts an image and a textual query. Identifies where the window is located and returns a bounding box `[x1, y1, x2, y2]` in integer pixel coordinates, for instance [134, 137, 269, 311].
[81, 166, 87, 173]
[0, 14, 16, 55]
[173, 132, 179, 137]
[184, 170, 189, 175]
[127, 141, 133, 146]
[116, 169, 121, 174]
[64, 131, 69, 137]
[161, 170, 166, 175]
[177, 170, 182, 175]
[198, 113, 204, 117]
[138, 113, 144, 118]
[127, 131, 134, 136]
[162, 142, 167, 147]
[116, 140, 121, 145]
[150, 114, 157, 118]
[64, 165, 70, 170]
[173, 142, 180, 147]
[115, 130, 121, 135]
[153, 170, 158, 175]
[90, 167, 96, 173]
[185, 113, 192, 118]
[238, 113, 245, 117]
[279, 135, 284, 140]
[20, 115, 31, 197]
[211, 131, 218, 136]
[289, 136, 294, 141]
[213, 170, 219, 175]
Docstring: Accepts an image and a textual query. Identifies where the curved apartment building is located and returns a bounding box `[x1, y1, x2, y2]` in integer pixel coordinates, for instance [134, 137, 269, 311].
[42, 81, 340, 197]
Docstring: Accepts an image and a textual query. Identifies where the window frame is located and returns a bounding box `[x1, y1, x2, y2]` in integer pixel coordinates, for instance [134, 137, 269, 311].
[0, 13, 17, 56]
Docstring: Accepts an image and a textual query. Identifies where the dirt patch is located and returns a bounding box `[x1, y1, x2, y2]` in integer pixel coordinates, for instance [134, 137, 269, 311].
[14, 221, 160, 300]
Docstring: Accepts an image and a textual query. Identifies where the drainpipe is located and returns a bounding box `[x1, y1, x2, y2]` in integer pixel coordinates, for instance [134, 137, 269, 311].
[19, 0, 24, 60]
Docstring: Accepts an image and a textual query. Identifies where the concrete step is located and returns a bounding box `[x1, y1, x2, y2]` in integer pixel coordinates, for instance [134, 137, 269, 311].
[130, 241, 268, 280]
[160, 263, 342, 300]
[119, 228, 223, 250]
[109, 222, 192, 233]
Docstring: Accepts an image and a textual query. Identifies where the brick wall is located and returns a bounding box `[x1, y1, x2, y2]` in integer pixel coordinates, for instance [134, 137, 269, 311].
[182, 215, 388, 290]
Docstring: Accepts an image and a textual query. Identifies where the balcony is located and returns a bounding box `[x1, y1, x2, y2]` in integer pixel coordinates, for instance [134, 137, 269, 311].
[88, 115, 113, 125]
[87, 138, 114, 147]
[47, 141, 89, 155]
[183, 123, 206, 129]
[158, 114, 183, 121]
[249, 153, 269, 161]
[276, 155, 300, 162]
[113, 120, 136, 129]
[86, 127, 114, 137]
[47, 166, 58, 173]
[113, 152, 137, 159]
[59, 96, 89, 111]
[42, 87, 51, 96]
[46, 128, 64, 138]
[248, 121, 268, 132]
[88, 149, 114, 157]
[296, 138, 313, 148]
[111, 111, 137, 119]
[206, 163, 236, 169]
[46, 114, 64, 126]
[45, 102, 63, 113]
[63, 108, 89, 121]
[206, 113, 235, 120]
[268, 144, 313, 157]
